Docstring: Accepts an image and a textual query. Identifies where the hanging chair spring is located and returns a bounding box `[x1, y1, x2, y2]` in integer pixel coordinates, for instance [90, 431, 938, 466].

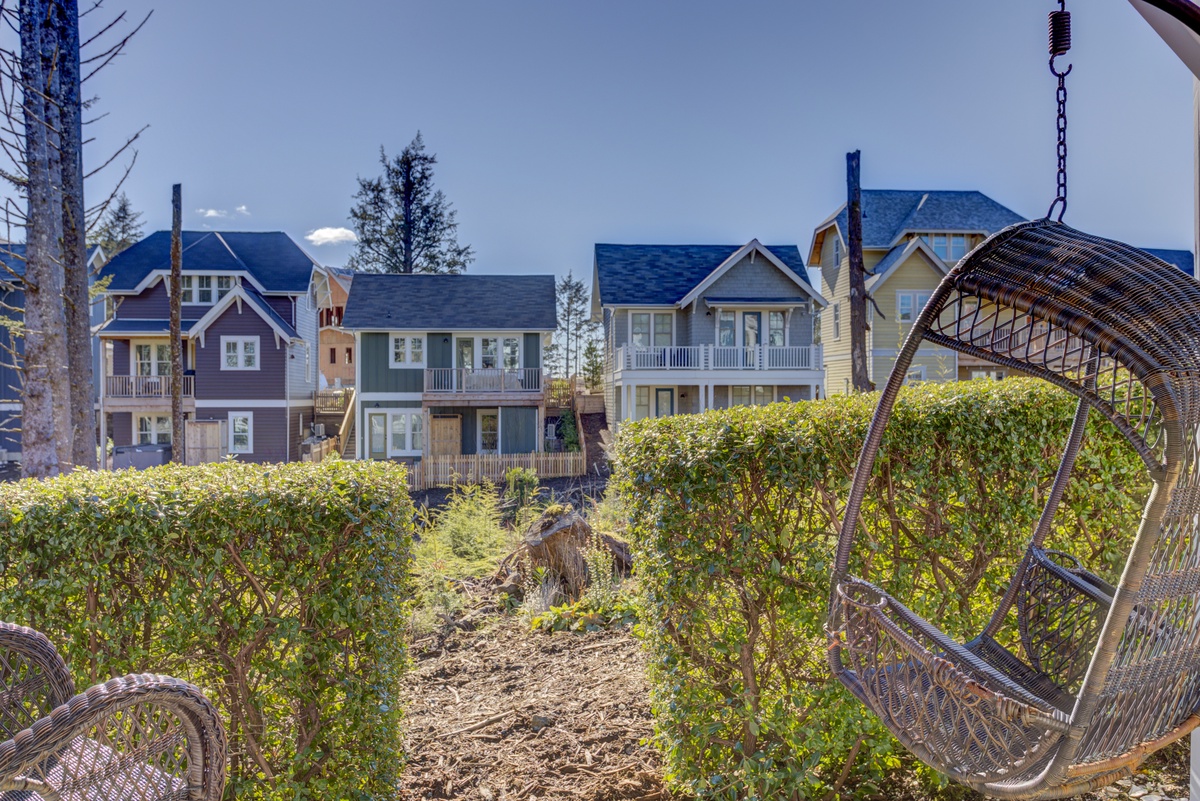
[1049, 10, 1071, 57]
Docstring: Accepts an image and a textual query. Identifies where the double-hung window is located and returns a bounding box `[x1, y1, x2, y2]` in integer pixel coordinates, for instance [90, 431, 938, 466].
[229, 412, 253, 454]
[631, 312, 671, 348]
[502, 337, 520, 370]
[180, 276, 194, 304]
[389, 413, 423, 455]
[216, 276, 233, 299]
[732, 386, 773, 407]
[196, 276, 213, 304]
[923, 234, 970, 262]
[897, 291, 932, 323]
[390, 334, 425, 367]
[481, 338, 498, 369]
[181, 274, 233, 304]
[768, 311, 786, 347]
[221, 336, 259, 370]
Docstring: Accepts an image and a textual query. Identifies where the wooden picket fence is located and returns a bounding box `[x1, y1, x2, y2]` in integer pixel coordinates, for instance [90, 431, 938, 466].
[407, 451, 586, 490]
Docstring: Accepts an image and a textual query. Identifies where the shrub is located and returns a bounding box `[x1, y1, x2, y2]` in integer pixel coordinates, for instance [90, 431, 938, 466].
[504, 466, 541, 521]
[560, 411, 581, 452]
[0, 459, 413, 801]
[614, 379, 1147, 799]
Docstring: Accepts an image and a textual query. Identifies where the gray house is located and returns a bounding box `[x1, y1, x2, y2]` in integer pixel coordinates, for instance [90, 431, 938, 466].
[97, 231, 323, 465]
[0, 244, 107, 462]
[341, 273, 557, 461]
[592, 239, 827, 431]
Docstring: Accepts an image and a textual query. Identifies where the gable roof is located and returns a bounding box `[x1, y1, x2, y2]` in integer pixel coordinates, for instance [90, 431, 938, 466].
[1144, 248, 1195, 277]
[864, 238, 947, 292]
[809, 190, 1025, 264]
[342, 273, 558, 331]
[100, 231, 318, 294]
[594, 242, 818, 307]
[0, 243, 105, 282]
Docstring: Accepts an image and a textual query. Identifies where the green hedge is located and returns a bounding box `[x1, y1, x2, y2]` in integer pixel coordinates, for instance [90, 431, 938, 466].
[614, 379, 1148, 799]
[0, 459, 413, 800]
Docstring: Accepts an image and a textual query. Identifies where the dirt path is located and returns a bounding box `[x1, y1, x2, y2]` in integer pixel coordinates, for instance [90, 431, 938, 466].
[399, 619, 670, 800]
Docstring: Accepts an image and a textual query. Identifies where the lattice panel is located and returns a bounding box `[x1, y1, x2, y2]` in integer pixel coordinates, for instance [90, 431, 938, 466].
[0, 650, 55, 740]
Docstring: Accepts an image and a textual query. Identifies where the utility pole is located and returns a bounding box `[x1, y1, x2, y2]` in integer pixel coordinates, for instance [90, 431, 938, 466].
[846, 151, 873, 392]
[169, 185, 184, 464]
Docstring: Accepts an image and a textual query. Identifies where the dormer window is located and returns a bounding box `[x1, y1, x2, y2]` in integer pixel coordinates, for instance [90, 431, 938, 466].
[921, 234, 970, 262]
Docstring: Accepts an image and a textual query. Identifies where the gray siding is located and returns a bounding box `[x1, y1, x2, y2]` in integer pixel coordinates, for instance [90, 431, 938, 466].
[428, 333, 452, 369]
[194, 304, 287, 400]
[776, 385, 811, 402]
[360, 333, 424, 393]
[288, 290, 318, 399]
[501, 406, 537, 454]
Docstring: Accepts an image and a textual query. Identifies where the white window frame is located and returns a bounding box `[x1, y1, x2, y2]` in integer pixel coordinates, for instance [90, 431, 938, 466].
[385, 410, 423, 457]
[136, 414, 172, 445]
[904, 366, 926, 384]
[919, 233, 971, 262]
[220, 336, 260, 371]
[730, 385, 775, 407]
[131, 339, 173, 377]
[896, 291, 932, 323]
[389, 332, 426, 369]
[477, 409, 501, 455]
[228, 412, 254, 454]
[454, 333, 525, 370]
[628, 310, 674, 349]
[181, 273, 239, 305]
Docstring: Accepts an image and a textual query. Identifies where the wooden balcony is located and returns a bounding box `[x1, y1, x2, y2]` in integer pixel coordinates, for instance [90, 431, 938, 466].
[423, 368, 545, 405]
[103, 375, 195, 411]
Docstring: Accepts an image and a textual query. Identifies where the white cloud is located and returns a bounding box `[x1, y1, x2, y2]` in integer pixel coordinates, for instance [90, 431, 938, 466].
[306, 227, 357, 247]
[235, 205, 250, 216]
[197, 208, 228, 219]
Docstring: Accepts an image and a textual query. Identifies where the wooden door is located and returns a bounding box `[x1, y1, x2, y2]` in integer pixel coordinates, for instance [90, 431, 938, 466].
[430, 415, 461, 456]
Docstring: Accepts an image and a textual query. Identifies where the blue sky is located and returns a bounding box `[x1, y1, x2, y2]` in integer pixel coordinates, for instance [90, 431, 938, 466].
[80, 1, 1196, 279]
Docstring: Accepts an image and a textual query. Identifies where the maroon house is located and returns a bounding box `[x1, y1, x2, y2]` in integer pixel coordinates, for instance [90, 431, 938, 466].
[97, 231, 324, 465]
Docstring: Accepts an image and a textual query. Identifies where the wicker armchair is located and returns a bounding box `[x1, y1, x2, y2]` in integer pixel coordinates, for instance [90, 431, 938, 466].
[0, 621, 226, 800]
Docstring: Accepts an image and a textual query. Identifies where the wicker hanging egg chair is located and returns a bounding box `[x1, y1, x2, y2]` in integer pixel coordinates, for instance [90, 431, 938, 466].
[826, 218, 1200, 798]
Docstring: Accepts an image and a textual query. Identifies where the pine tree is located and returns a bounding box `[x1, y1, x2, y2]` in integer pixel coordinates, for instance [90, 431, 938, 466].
[553, 271, 596, 380]
[347, 133, 473, 274]
[89, 192, 144, 257]
[582, 336, 604, 392]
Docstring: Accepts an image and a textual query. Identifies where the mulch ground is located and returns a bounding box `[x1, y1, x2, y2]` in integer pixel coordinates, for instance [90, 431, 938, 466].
[399, 618, 671, 800]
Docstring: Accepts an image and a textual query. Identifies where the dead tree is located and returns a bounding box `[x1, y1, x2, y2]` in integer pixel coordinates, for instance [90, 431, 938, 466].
[846, 151, 874, 393]
[169, 183, 182, 463]
[59, 0, 94, 469]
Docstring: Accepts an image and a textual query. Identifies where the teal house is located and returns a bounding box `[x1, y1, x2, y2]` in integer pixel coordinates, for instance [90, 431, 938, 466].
[341, 273, 557, 462]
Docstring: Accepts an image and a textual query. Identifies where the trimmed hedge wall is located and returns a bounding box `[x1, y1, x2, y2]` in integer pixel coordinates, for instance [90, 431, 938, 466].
[0, 459, 413, 800]
[615, 379, 1148, 799]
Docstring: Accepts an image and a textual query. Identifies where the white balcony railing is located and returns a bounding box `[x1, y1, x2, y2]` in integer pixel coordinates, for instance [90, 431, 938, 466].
[424, 367, 544, 393]
[616, 344, 821, 372]
[105, 375, 194, 399]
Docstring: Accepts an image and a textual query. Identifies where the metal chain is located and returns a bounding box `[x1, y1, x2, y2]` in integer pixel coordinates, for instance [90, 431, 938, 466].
[1047, 2, 1072, 222]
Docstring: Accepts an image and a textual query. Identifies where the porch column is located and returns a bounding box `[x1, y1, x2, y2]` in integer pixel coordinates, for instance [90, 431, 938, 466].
[98, 345, 106, 470]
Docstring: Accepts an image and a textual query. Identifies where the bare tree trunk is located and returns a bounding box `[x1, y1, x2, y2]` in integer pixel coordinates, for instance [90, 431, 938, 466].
[20, 0, 66, 478]
[58, 0, 94, 470]
[846, 151, 873, 393]
[170, 184, 183, 463]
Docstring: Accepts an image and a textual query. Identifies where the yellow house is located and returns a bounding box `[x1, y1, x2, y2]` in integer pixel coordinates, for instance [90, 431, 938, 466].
[807, 190, 1026, 394]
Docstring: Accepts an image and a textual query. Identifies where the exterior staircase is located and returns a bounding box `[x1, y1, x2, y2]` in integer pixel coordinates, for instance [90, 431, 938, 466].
[314, 387, 357, 459]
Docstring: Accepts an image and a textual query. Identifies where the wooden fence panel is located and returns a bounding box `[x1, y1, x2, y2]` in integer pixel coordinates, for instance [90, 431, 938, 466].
[406, 451, 586, 490]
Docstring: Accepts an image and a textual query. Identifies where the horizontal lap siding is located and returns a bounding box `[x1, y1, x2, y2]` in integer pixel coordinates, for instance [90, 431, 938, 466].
[194, 305, 286, 400]
[115, 283, 170, 318]
[192, 406, 289, 464]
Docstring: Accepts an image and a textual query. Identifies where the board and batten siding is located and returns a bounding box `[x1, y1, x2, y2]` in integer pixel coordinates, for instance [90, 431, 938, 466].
[501, 406, 537, 454]
[193, 304, 288, 400]
[359, 333, 424, 393]
[427, 333, 452, 369]
[523, 334, 541, 369]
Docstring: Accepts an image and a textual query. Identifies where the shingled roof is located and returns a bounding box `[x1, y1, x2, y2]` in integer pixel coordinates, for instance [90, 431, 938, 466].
[341, 273, 557, 331]
[100, 231, 318, 294]
[593, 243, 814, 307]
[1144, 248, 1195, 277]
[0, 243, 103, 282]
[809, 190, 1025, 263]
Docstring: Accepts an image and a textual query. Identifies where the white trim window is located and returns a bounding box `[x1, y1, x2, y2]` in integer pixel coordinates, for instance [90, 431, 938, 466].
[731, 385, 773, 407]
[631, 312, 672, 348]
[904, 366, 927, 384]
[182, 274, 235, 304]
[390, 334, 425, 368]
[897, 291, 932, 323]
[217, 276, 234, 300]
[221, 336, 259, 370]
[768, 311, 786, 347]
[136, 414, 171, 445]
[388, 411, 423, 456]
[229, 412, 253, 454]
[921, 234, 970, 262]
